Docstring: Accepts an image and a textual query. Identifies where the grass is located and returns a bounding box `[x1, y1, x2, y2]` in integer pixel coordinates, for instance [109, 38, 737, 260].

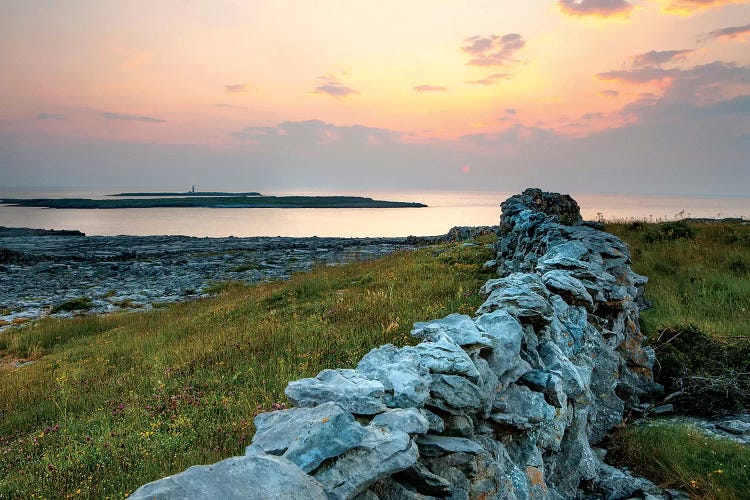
[0, 239, 494, 498]
[608, 423, 750, 499]
[606, 220, 750, 338]
[606, 220, 750, 499]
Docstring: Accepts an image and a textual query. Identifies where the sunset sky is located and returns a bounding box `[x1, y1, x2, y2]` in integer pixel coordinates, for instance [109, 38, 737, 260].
[1, 0, 749, 194]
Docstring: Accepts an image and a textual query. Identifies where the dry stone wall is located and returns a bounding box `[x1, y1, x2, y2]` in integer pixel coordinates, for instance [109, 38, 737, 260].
[130, 190, 684, 500]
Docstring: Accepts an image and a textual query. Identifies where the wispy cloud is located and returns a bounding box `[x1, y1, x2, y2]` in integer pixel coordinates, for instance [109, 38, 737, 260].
[632, 49, 694, 67]
[36, 113, 66, 120]
[662, 0, 748, 15]
[599, 61, 750, 91]
[461, 34, 525, 67]
[213, 103, 248, 110]
[505, 108, 517, 115]
[598, 67, 681, 83]
[101, 112, 166, 123]
[313, 75, 360, 99]
[465, 73, 512, 85]
[230, 119, 401, 148]
[413, 85, 447, 92]
[557, 0, 633, 18]
[225, 83, 248, 93]
[700, 22, 750, 42]
[601, 89, 620, 97]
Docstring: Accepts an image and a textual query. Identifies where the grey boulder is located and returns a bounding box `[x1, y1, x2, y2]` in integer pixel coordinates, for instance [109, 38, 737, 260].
[129, 454, 328, 500]
[357, 344, 431, 408]
[285, 368, 386, 415]
[247, 402, 365, 473]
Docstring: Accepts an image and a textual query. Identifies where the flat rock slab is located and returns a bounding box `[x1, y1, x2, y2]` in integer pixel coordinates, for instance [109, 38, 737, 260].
[128, 454, 328, 500]
[247, 402, 365, 473]
[416, 435, 486, 457]
[285, 368, 386, 415]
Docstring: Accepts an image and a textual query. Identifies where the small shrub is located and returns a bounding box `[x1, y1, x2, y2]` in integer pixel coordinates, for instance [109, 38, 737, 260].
[651, 325, 750, 416]
[642, 221, 695, 244]
[51, 297, 93, 314]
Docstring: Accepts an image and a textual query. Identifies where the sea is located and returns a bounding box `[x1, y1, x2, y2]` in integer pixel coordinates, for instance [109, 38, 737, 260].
[1, 189, 749, 238]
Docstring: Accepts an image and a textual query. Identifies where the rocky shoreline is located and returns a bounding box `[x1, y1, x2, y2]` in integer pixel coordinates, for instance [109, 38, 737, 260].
[0, 227, 494, 329]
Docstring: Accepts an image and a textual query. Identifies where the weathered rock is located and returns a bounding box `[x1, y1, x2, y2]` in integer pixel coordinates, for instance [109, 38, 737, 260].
[392, 461, 453, 496]
[247, 402, 365, 473]
[716, 419, 750, 435]
[595, 463, 665, 500]
[285, 368, 386, 415]
[416, 435, 486, 457]
[477, 273, 553, 325]
[371, 408, 430, 435]
[475, 309, 524, 377]
[412, 334, 481, 381]
[411, 313, 492, 350]
[493, 384, 556, 425]
[428, 374, 484, 414]
[542, 270, 594, 309]
[357, 344, 431, 408]
[129, 454, 328, 500]
[314, 426, 418, 499]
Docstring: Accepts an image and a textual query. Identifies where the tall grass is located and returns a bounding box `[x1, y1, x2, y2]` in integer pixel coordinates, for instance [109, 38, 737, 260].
[607, 220, 750, 499]
[0, 240, 494, 498]
[609, 423, 750, 499]
[606, 220, 750, 338]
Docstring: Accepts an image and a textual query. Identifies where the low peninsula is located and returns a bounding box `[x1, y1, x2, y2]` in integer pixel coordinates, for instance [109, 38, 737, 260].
[110, 191, 262, 197]
[0, 195, 427, 209]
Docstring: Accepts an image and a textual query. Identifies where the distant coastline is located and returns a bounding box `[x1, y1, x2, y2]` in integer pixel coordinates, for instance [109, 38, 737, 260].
[0, 195, 427, 209]
[110, 191, 262, 197]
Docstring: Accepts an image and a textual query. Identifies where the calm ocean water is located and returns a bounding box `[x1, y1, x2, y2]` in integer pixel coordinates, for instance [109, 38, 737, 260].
[0, 189, 748, 238]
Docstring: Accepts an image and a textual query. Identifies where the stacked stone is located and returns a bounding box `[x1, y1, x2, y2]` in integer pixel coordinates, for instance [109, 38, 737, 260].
[130, 190, 681, 500]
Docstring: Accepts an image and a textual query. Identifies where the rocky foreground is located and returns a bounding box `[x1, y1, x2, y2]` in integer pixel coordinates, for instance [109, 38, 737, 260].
[1, 230, 480, 328]
[129, 189, 689, 499]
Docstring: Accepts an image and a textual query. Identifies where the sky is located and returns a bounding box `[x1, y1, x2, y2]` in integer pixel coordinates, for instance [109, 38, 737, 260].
[1, 0, 749, 195]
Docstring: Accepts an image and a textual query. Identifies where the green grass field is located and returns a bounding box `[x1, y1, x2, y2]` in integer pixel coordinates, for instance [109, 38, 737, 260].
[606, 220, 750, 499]
[0, 239, 494, 498]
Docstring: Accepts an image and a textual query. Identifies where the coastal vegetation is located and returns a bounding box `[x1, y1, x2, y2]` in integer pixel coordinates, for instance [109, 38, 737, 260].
[0, 238, 494, 498]
[0, 196, 426, 210]
[606, 220, 750, 499]
[0, 219, 749, 498]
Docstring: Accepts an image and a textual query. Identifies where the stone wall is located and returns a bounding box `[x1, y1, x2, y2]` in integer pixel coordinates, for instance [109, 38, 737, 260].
[130, 190, 684, 500]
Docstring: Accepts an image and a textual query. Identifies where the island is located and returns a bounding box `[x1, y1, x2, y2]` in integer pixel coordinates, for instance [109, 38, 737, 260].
[110, 191, 262, 197]
[0, 195, 427, 209]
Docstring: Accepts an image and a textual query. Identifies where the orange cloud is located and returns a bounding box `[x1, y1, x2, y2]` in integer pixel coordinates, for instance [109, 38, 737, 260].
[661, 0, 749, 15]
